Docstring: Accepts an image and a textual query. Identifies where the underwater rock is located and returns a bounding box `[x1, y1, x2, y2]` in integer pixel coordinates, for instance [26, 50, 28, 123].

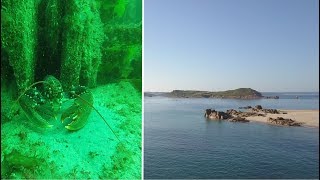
[1, 0, 38, 93]
[35, 0, 65, 79]
[4, 149, 44, 169]
[60, 0, 104, 90]
[1, 149, 47, 179]
[1, 0, 142, 96]
[98, 23, 142, 85]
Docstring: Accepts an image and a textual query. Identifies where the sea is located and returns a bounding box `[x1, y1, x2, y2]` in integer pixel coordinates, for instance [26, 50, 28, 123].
[144, 92, 319, 179]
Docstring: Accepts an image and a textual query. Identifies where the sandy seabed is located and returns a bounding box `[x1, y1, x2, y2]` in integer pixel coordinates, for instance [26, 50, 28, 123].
[1, 81, 142, 179]
[246, 109, 319, 128]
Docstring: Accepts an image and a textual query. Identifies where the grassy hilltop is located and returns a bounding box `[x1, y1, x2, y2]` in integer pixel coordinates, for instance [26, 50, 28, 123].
[165, 88, 262, 99]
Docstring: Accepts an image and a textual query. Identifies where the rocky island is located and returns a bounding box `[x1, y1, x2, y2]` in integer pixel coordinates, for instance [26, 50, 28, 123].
[167, 88, 262, 99]
[145, 88, 283, 99]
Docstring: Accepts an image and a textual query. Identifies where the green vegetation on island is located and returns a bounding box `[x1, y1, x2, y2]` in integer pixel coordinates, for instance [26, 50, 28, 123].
[165, 88, 263, 99]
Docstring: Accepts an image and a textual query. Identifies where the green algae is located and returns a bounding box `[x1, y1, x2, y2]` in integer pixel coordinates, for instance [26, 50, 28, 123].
[1, 0, 38, 93]
[3, 149, 44, 170]
[1, 0, 141, 92]
[60, 0, 104, 90]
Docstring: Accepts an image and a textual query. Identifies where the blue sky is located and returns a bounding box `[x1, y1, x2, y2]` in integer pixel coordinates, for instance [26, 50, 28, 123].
[144, 0, 319, 92]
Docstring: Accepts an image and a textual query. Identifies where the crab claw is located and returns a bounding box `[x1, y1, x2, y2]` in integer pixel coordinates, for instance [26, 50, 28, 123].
[19, 94, 53, 129]
[61, 92, 93, 131]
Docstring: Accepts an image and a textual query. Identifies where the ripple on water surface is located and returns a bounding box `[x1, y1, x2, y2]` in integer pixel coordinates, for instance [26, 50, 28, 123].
[144, 97, 319, 179]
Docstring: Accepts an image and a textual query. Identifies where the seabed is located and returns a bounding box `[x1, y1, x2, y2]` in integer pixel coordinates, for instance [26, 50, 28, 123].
[1, 81, 142, 179]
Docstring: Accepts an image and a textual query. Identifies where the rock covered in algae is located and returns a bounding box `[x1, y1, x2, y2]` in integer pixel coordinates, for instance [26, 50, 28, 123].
[97, 23, 142, 86]
[1, 0, 38, 93]
[60, 0, 104, 90]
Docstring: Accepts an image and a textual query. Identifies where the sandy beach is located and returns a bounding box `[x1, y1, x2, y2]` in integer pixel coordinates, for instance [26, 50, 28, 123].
[245, 109, 319, 128]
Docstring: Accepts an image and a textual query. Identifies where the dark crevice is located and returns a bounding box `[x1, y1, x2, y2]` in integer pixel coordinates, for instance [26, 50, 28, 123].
[35, 0, 64, 82]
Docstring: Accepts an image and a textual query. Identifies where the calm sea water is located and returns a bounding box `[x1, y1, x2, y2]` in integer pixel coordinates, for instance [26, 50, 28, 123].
[144, 93, 319, 179]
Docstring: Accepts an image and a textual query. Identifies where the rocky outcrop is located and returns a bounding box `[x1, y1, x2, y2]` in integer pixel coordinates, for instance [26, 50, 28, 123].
[205, 109, 250, 123]
[267, 117, 303, 126]
[226, 109, 266, 118]
[239, 106, 252, 109]
[229, 117, 250, 123]
[204, 106, 301, 127]
[244, 105, 279, 114]
[204, 109, 231, 120]
[144, 92, 153, 97]
[262, 109, 279, 114]
[264, 96, 279, 99]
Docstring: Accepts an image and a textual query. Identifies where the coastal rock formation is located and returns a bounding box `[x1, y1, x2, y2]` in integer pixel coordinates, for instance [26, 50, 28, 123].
[205, 108, 258, 120]
[204, 109, 231, 120]
[262, 109, 279, 114]
[264, 96, 279, 99]
[226, 109, 266, 118]
[267, 117, 303, 126]
[144, 93, 153, 97]
[229, 117, 250, 123]
[247, 106, 279, 114]
[204, 105, 303, 127]
[239, 106, 252, 109]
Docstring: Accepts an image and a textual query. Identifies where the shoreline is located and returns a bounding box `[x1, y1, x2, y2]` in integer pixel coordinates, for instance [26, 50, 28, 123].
[245, 109, 319, 128]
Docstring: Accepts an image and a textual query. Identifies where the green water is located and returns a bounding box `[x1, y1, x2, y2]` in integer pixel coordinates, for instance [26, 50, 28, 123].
[1, 0, 142, 179]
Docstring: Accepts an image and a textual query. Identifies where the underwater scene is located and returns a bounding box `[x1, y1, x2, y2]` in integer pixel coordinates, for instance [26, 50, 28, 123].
[1, 0, 142, 179]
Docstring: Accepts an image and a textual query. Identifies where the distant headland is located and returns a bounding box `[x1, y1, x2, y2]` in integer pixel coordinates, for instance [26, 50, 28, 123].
[145, 88, 279, 99]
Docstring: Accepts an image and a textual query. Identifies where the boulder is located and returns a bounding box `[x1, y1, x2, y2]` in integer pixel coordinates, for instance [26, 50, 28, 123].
[262, 109, 279, 114]
[267, 117, 303, 126]
[204, 109, 212, 117]
[264, 96, 279, 99]
[229, 117, 250, 123]
[226, 109, 240, 116]
[204, 109, 231, 120]
[239, 106, 252, 109]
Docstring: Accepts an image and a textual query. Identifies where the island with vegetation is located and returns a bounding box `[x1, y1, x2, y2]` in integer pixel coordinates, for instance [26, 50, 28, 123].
[165, 88, 263, 99]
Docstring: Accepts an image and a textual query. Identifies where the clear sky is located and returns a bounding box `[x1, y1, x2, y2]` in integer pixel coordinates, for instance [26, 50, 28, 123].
[144, 0, 319, 92]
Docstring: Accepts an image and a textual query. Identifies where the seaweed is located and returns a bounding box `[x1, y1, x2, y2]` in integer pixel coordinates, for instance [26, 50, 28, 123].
[60, 0, 104, 90]
[17, 131, 27, 141]
[114, 0, 128, 18]
[1, 149, 45, 179]
[88, 151, 99, 159]
[1, 0, 38, 93]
